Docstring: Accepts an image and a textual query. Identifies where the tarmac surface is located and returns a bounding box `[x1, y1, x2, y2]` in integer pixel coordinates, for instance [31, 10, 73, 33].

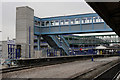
[2, 56, 120, 78]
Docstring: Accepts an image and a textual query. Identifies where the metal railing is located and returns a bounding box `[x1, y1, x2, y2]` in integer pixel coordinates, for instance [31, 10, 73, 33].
[49, 35, 69, 55]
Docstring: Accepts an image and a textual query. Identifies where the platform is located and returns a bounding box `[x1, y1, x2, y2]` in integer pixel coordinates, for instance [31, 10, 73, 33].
[9, 54, 119, 67]
[2, 56, 120, 78]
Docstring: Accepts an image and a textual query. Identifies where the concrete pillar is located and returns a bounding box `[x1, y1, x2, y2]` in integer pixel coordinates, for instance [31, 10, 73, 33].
[38, 35, 41, 50]
[16, 6, 34, 58]
[2, 41, 8, 59]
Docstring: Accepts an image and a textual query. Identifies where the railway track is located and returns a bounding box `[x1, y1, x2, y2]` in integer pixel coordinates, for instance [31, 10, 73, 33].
[1, 55, 108, 74]
[1, 56, 120, 78]
[71, 60, 120, 80]
[93, 62, 120, 80]
[0, 55, 93, 73]
[0, 65, 36, 73]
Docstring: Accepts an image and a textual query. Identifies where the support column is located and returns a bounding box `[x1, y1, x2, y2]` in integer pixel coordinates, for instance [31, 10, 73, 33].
[16, 6, 34, 58]
[38, 35, 40, 50]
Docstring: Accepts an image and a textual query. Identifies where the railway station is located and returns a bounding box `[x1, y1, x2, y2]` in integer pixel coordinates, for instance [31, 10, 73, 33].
[1, 1, 120, 80]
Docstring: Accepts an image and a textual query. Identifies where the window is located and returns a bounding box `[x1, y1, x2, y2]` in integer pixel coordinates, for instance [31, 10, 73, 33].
[75, 18, 80, 24]
[87, 17, 92, 23]
[65, 19, 69, 25]
[50, 21, 54, 26]
[34, 20, 37, 25]
[55, 20, 59, 25]
[82, 18, 86, 23]
[34, 20, 40, 26]
[71, 19, 75, 24]
[38, 21, 40, 26]
[46, 21, 49, 26]
[93, 16, 98, 23]
[60, 20, 64, 25]
[41, 22, 44, 26]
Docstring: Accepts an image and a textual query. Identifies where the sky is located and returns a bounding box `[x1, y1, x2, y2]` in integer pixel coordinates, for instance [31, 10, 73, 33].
[0, 0, 115, 41]
[0, 2, 1, 26]
[1, 0, 96, 41]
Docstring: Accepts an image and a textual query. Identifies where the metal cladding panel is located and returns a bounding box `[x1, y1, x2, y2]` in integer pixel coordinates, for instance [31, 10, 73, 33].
[71, 25, 81, 31]
[41, 27, 49, 32]
[34, 27, 40, 33]
[61, 26, 69, 32]
[35, 23, 112, 35]
[82, 24, 93, 31]
[94, 23, 105, 30]
[51, 26, 60, 32]
[33, 13, 113, 34]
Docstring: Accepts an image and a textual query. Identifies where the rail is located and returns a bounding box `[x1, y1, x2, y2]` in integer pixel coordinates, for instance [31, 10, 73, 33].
[93, 62, 120, 80]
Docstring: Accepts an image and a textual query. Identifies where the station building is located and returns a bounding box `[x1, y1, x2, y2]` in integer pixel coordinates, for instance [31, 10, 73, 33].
[1, 6, 120, 61]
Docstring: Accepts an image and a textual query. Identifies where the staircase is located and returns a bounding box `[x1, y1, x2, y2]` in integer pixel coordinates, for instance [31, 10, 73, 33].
[42, 35, 69, 55]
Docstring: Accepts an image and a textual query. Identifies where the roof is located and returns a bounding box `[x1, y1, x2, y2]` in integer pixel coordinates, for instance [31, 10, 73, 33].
[86, 2, 120, 36]
[95, 45, 107, 49]
[34, 13, 98, 20]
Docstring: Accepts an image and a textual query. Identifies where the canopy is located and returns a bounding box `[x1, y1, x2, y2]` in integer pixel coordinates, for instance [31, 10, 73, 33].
[95, 45, 107, 49]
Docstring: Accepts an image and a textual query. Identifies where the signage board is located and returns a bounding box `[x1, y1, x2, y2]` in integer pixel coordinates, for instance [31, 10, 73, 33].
[7, 40, 15, 44]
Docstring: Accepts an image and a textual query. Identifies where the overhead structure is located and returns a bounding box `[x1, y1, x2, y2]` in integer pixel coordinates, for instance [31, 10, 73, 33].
[85, 1, 120, 36]
[64, 34, 120, 48]
[15, 6, 120, 58]
[34, 13, 112, 35]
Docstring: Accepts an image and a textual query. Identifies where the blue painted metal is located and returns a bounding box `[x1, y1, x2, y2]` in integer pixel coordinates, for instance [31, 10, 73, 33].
[92, 16, 94, 30]
[49, 20, 51, 33]
[34, 13, 114, 56]
[61, 35, 69, 47]
[7, 44, 19, 60]
[18, 49, 20, 58]
[34, 13, 112, 35]
[15, 49, 17, 59]
[8, 44, 9, 59]
[47, 49, 49, 56]
[104, 22, 106, 29]
[59, 19, 61, 32]
[69, 19, 71, 31]
[80, 18, 82, 31]
[29, 26, 31, 58]
[91, 56, 94, 61]
[69, 48, 97, 56]
[46, 49, 59, 57]
[49, 35, 60, 47]
[35, 29, 112, 35]
[8, 44, 16, 59]
[60, 50, 62, 56]
[15, 49, 20, 59]
[13, 45, 14, 58]
[48, 35, 69, 55]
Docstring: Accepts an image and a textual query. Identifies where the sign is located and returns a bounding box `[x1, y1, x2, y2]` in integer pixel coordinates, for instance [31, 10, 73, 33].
[80, 48, 82, 51]
[7, 40, 15, 44]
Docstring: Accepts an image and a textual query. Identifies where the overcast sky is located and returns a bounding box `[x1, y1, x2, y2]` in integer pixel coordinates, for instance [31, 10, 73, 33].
[1, 0, 97, 41]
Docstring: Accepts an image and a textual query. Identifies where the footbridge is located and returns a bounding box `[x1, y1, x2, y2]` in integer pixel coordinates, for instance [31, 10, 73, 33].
[85, 2, 120, 36]
[33, 13, 114, 55]
[34, 13, 113, 55]
[34, 13, 112, 35]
